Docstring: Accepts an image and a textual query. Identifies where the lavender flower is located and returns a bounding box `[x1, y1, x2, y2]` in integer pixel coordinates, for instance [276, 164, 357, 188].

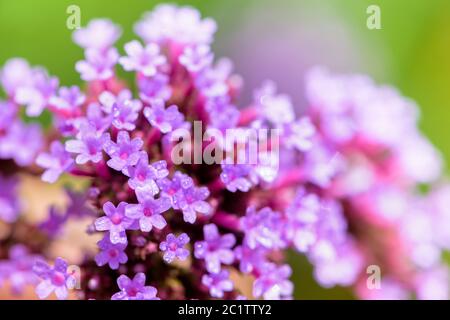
[33, 257, 77, 300]
[234, 245, 267, 274]
[253, 263, 293, 300]
[135, 4, 217, 46]
[15, 69, 59, 116]
[111, 273, 159, 300]
[179, 45, 214, 73]
[138, 73, 172, 103]
[126, 152, 169, 191]
[202, 270, 233, 298]
[95, 202, 134, 244]
[220, 163, 257, 193]
[241, 207, 286, 250]
[36, 141, 74, 183]
[0, 58, 33, 96]
[65, 124, 110, 164]
[85, 102, 112, 133]
[173, 184, 211, 223]
[143, 99, 187, 134]
[39, 206, 67, 238]
[119, 40, 166, 77]
[75, 48, 119, 81]
[104, 131, 143, 173]
[159, 233, 190, 263]
[194, 224, 236, 273]
[73, 19, 121, 50]
[125, 186, 171, 232]
[95, 234, 128, 270]
[99, 90, 142, 131]
[0, 245, 43, 295]
[0, 175, 20, 223]
[49, 85, 85, 117]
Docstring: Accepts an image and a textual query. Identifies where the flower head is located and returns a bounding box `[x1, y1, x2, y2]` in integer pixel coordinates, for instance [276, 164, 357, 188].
[143, 99, 188, 134]
[202, 269, 233, 298]
[65, 123, 110, 164]
[253, 263, 293, 300]
[73, 19, 121, 50]
[75, 48, 119, 81]
[126, 153, 169, 191]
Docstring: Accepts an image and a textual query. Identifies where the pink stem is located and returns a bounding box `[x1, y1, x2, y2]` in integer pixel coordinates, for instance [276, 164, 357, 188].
[211, 211, 241, 231]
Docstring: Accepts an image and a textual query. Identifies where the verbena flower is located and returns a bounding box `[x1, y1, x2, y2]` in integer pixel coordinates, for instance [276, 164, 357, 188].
[104, 130, 143, 173]
[95, 234, 128, 270]
[125, 186, 171, 232]
[36, 141, 74, 183]
[159, 233, 190, 263]
[253, 263, 293, 300]
[94, 202, 134, 244]
[65, 123, 110, 164]
[119, 40, 166, 77]
[111, 273, 159, 300]
[202, 269, 233, 298]
[194, 224, 236, 273]
[33, 257, 77, 300]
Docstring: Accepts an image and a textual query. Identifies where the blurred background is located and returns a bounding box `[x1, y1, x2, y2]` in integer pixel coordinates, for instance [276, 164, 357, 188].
[0, 0, 449, 299]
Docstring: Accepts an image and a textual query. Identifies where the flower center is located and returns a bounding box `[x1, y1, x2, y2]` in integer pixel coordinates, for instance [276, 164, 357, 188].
[143, 207, 153, 217]
[128, 287, 139, 297]
[120, 152, 129, 160]
[111, 213, 123, 225]
[52, 271, 66, 286]
[109, 249, 119, 258]
[169, 242, 178, 251]
[137, 173, 146, 181]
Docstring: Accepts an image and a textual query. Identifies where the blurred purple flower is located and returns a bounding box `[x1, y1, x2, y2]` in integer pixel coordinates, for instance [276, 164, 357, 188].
[36, 141, 74, 183]
[75, 48, 119, 81]
[202, 269, 233, 298]
[73, 19, 121, 50]
[111, 273, 159, 300]
[253, 263, 293, 300]
[179, 45, 214, 73]
[194, 224, 235, 273]
[65, 123, 110, 164]
[126, 152, 168, 192]
[143, 99, 187, 134]
[119, 40, 166, 77]
[0, 174, 20, 223]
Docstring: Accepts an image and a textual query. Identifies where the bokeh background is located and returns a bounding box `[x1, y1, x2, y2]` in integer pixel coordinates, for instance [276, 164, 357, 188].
[0, 0, 449, 299]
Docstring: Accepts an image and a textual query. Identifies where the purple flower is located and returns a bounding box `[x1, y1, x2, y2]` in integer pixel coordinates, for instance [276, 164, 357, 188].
[85, 102, 112, 133]
[234, 244, 267, 274]
[254, 81, 295, 125]
[0, 174, 20, 223]
[65, 124, 110, 164]
[135, 4, 217, 46]
[75, 48, 119, 81]
[194, 224, 235, 273]
[285, 190, 321, 252]
[282, 117, 316, 152]
[125, 186, 171, 232]
[65, 188, 95, 218]
[241, 207, 286, 250]
[49, 86, 85, 117]
[0, 58, 33, 96]
[0, 101, 17, 131]
[15, 69, 59, 117]
[95, 202, 134, 244]
[173, 184, 211, 224]
[0, 245, 43, 295]
[126, 152, 169, 191]
[111, 273, 159, 300]
[36, 141, 74, 183]
[253, 263, 293, 300]
[143, 99, 187, 134]
[95, 234, 128, 270]
[33, 257, 77, 300]
[0, 121, 44, 166]
[119, 40, 166, 77]
[159, 233, 190, 263]
[99, 90, 142, 131]
[202, 270, 233, 298]
[39, 206, 67, 238]
[205, 97, 240, 132]
[73, 19, 121, 50]
[220, 163, 257, 193]
[138, 73, 171, 103]
[104, 131, 143, 173]
[179, 45, 214, 73]
[158, 171, 193, 199]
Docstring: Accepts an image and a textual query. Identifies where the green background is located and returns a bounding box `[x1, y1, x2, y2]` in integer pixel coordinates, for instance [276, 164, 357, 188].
[1, 0, 449, 299]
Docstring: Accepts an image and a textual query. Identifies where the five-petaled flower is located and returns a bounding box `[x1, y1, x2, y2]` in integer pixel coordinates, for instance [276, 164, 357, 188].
[159, 233, 190, 263]
[111, 273, 159, 300]
[94, 202, 134, 244]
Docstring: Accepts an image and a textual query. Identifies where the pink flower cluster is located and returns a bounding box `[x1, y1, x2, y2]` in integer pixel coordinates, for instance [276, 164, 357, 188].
[0, 4, 449, 300]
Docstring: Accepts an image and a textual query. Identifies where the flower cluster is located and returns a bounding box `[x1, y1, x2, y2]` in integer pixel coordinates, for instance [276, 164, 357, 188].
[0, 4, 449, 300]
